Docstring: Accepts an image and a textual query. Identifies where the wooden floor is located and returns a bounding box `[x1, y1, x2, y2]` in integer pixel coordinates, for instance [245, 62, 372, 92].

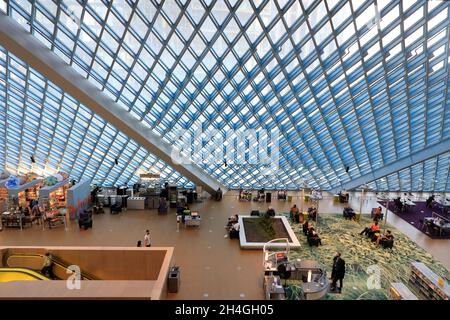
[0, 190, 449, 300]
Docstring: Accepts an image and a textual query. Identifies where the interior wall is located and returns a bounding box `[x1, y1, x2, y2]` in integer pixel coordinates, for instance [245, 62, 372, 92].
[3, 247, 167, 280]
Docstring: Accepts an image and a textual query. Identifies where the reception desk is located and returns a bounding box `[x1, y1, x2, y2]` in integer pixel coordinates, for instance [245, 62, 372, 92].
[127, 197, 146, 210]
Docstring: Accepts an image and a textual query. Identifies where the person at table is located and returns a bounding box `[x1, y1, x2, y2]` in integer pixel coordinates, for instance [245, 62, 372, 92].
[41, 252, 55, 279]
[290, 204, 300, 223]
[374, 230, 394, 247]
[330, 252, 346, 293]
[426, 195, 435, 209]
[266, 206, 276, 217]
[182, 205, 191, 222]
[360, 221, 380, 237]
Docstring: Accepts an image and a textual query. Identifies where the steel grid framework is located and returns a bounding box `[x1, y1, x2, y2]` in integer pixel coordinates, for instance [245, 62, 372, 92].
[0, 0, 449, 191]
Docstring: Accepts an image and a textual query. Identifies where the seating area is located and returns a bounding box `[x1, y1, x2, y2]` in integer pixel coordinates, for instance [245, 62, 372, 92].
[379, 198, 450, 239]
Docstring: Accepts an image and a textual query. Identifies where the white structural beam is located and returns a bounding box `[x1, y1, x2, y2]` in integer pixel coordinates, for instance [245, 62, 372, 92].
[0, 12, 225, 194]
[329, 138, 450, 193]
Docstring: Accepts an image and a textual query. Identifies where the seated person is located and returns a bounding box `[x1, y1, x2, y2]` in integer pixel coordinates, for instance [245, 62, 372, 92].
[308, 207, 317, 220]
[302, 220, 310, 236]
[307, 227, 322, 246]
[181, 205, 191, 222]
[229, 221, 240, 232]
[360, 221, 380, 238]
[343, 207, 355, 220]
[266, 206, 276, 217]
[375, 230, 394, 248]
[290, 205, 300, 223]
[228, 222, 240, 238]
[372, 206, 383, 221]
[227, 214, 238, 226]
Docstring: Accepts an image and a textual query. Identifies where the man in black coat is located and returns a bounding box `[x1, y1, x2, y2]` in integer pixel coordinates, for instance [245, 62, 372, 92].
[330, 252, 345, 293]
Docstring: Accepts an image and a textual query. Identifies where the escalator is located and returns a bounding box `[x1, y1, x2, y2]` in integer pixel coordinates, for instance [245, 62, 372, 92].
[0, 268, 49, 282]
[6, 254, 96, 280]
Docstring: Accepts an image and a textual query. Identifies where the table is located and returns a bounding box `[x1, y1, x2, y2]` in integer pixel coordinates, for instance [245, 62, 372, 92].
[401, 198, 416, 207]
[184, 215, 201, 227]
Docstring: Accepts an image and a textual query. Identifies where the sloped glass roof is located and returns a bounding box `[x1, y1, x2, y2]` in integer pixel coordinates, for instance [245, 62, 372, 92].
[1, 0, 449, 190]
[0, 46, 195, 187]
[366, 151, 450, 192]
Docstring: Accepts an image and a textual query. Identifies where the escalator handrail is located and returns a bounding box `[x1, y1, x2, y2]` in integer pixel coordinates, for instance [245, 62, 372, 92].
[0, 267, 50, 280]
[6, 254, 96, 280]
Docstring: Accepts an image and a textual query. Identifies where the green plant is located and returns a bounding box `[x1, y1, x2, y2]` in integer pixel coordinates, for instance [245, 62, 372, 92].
[257, 215, 276, 238]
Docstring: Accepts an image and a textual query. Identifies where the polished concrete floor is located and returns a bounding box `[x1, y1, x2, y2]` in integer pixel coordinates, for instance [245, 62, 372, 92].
[0, 190, 449, 300]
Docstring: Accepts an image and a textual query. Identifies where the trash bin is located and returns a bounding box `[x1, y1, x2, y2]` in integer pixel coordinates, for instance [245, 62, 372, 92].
[168, 266, 180, 293]
[287, 195, 292, 202]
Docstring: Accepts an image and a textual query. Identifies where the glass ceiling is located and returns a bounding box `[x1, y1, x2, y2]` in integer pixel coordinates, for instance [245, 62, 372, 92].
[0, 46, 195, 187]
[1, 0, 449, 190]
[366, 151, 450, 192]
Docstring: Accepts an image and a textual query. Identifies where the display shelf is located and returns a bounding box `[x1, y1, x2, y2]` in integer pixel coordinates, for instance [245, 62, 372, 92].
[168, 185, 177, 208]
[0, 179, 8, 202]
[409, 262, 450, 300]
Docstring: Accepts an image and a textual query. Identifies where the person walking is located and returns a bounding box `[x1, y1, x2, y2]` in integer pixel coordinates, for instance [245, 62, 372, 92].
[144, 230, 151, 247]
[330, 252, 345, 293]
[41, 252, 55, 279]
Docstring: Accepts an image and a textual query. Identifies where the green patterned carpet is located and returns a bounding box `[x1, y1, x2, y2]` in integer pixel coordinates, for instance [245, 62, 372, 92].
[285, 214, 450, 300]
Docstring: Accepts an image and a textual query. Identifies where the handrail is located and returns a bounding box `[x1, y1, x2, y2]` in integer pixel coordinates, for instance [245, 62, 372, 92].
[0, 267, 49, 280]
[6, 253, 96, 280]
[263, 238, 291, 269]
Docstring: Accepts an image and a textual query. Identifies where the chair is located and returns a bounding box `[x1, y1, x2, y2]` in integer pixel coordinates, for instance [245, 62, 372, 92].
[440, 223, 450, 236]
[251, 210, 260, 216]
[110, 203, 122, 214]
[307, 236, 321, 247]
[78, 210, 93, 230]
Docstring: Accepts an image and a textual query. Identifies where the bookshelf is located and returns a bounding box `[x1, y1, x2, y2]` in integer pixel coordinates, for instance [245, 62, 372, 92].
[409, 262, 450, 300]
[39, 179, 70, 210]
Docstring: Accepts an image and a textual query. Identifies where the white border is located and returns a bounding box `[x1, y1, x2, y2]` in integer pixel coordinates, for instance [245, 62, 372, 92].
[238, 215, 301, 249]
